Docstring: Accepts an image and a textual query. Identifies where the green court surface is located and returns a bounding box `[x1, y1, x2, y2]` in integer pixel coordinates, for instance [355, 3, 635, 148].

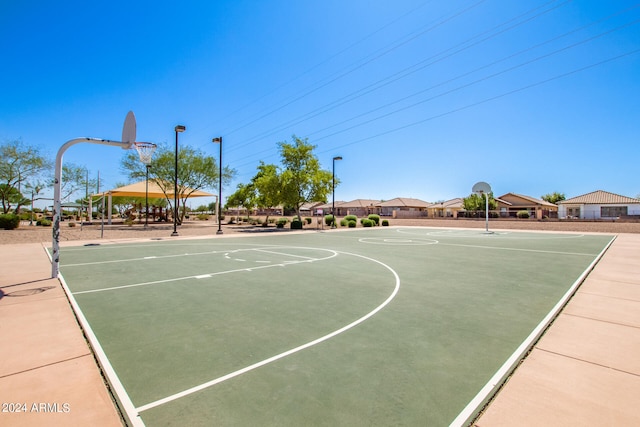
[57, 227, 614, 426]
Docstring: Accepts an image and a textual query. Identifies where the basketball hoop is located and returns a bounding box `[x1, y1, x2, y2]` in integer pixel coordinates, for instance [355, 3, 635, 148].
[134, 142, 157, 165]
[472, 181, 493, 233]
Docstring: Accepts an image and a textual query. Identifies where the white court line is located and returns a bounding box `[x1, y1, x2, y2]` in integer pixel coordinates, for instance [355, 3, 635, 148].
[62, 249, 225, 267]
[439, 242, 599, 257]
[224, 248, 319, 263]
[136, 250, 400, 413]
[61, 243, 285, 267]
[396, 227, 586, 240]
[253, 248, 319, 260]
[58, 273, 145, 427]
[449, 235, 617, 426]
[73, 248, 338, 295]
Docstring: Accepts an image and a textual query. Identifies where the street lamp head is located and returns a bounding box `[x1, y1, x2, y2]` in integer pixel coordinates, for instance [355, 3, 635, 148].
[212, 137, 222, 143]
[175, 125, 186, 133]
[333, 156, 343, 161]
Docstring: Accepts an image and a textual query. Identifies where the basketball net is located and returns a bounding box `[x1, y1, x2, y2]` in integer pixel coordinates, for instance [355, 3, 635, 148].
[134, 142, 157, 165]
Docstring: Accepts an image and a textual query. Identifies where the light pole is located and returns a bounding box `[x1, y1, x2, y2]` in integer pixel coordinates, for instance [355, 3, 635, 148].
[332, 156, 342, 228]
[212, 137, 223, 234]
[145, 164, 150, 226]
[172, 125, 186, 236]
[30, 185, 41, 226]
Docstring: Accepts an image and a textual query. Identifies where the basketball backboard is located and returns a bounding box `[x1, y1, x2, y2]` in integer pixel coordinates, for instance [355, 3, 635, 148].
[472, 181, 491, 195]
[122, 111, 137, 148]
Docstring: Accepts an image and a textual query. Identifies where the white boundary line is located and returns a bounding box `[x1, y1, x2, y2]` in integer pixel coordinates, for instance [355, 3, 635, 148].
[396, 227, 586, 239]
[58, 273, 145, 427]
[440, 242, 599, 257]
[449, 234, 617, 427]
[136, 250, 401, 413]
[72, 247, 338, 295]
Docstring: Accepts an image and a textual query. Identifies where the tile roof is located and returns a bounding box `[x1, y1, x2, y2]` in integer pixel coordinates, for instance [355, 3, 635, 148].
[498, 193, 557, 207]
[428, 198, 463, 208]
[338, 199, 381, 208]
[560, 190, 640, 205]
[314, 201, 346, 209]
[378, 197, 430, 208]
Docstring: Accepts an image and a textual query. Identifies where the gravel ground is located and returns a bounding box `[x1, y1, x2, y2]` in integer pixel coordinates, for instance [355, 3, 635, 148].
[2, 218, 639, 245]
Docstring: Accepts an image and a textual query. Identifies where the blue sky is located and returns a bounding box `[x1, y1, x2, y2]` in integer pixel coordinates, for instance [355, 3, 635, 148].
[2, 0, 639, 208]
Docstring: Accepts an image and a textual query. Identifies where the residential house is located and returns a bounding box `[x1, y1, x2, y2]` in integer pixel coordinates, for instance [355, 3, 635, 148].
[338, 199, 381, 217]
[558, 190, 640, 219]
[378, 197, 430, 217]
[428, 198, 464, 218]
[314, 201, 347, 216]
[495, 193, 558, 219]
[298, 202, 325, 216]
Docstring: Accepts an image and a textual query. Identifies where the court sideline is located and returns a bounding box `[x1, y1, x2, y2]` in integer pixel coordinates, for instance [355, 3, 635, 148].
[0, 232, 638, 426]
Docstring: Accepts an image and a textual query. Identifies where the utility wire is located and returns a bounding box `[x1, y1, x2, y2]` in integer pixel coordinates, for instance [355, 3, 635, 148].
[219, 0, 486, 140]
[227, 0, 572, 152]
[316, 48, 640, 156]
[228, 10, 640, 169]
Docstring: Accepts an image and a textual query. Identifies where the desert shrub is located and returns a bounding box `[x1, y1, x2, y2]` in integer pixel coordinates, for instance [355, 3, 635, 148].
[367, 214, 380, 225]
[37, 219, 52, 227]
[340, 219, 348, 227]
[276, 218, 288, 228]
[517, 210, 530, 219]
[361, 219, 374, 227]
[0, 214, 20, 230]
[197, 214, 210, 220]
[382, 219, 389, 226]
[304, 217, 312, 224]
[348, 220, 357, 228]
[268, 218, 276, 224]
[344, 215, 357, 222]
[324, 214, 335, 226]
[291, 219, 303, 229]
[68, 222, 76, 227]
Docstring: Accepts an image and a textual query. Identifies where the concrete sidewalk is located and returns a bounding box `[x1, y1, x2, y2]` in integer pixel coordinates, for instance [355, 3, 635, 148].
[475, 233, 640, 426]
[0, 243, 123, 427]
[1, 234, 638, 426]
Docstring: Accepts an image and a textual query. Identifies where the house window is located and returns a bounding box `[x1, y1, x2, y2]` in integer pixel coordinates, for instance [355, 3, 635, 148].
[601, 206, 627, 217]
[567, 207, 580, 218]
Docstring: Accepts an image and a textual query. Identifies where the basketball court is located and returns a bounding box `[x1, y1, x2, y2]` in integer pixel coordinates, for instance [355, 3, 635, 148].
[54, 226, 614, 426]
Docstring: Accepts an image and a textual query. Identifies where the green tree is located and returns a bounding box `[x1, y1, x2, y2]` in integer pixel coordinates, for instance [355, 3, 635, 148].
[0, 139, 52, 213]
[225, 183, 255, 222]
[541, 191, 566, 204]
[0, 184, 23, 213]
[251, 162, 281, 224]
[60, 163, 96, 203]
[121, 144, 236, 223]
[462, 192, 497, 214]
[278, 136, 333, 219]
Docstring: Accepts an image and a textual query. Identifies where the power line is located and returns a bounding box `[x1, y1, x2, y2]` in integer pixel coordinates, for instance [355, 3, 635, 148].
[220, 0, 487, 145]
[315, 47, 640, 156]
[228, 6, 640, 170]
[226, 0, 572, 152]
[308, 17, 640, 143]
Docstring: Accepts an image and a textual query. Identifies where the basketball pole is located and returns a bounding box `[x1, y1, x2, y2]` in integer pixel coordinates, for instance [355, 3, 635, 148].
[51, 137, 131, 278]
[484, 192, 489, 232]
